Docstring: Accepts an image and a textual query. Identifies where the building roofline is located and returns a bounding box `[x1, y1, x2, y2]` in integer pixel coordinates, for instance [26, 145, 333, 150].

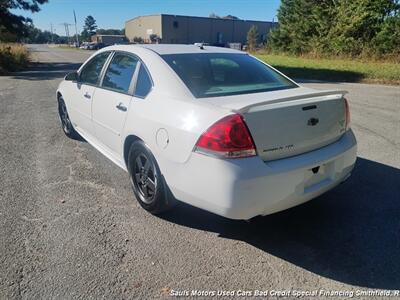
[125, 14, 162, 24]
[125, 13, 277, 24]
[103, 44, 246, 55]
[161, 14, 276, 24]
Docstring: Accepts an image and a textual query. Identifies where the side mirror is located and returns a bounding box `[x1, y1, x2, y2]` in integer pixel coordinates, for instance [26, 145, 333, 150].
[65, 71, 79, 82]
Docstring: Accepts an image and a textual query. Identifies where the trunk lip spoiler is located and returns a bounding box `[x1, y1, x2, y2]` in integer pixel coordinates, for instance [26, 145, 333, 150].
[233, 90, 348, 114]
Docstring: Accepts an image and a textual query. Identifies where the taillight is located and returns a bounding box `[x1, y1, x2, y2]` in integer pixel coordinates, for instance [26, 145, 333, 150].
[344, 98, 350, 130]
[194, 114, 257, 158]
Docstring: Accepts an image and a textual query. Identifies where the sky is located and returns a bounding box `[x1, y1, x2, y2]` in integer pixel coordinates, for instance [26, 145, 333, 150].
[13, 0, 281, 35]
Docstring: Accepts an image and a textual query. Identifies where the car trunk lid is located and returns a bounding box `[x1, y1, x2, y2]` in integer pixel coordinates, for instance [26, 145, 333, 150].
[202, 87, 348, 161]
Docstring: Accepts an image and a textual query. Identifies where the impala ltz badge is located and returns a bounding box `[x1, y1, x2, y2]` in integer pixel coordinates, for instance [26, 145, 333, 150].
[308, 117, 319, 126]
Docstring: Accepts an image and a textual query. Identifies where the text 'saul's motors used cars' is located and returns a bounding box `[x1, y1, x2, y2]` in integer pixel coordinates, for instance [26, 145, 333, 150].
[56, 44, 357, 220]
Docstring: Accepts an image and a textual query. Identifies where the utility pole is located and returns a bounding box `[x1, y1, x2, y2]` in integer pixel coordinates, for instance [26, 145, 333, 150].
[50, 23, 54, 43]
[73, 10, 79, 47]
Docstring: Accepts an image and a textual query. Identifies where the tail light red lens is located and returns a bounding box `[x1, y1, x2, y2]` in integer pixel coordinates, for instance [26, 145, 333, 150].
[344, 98, 350, 130]
[194, 114, 257, 158]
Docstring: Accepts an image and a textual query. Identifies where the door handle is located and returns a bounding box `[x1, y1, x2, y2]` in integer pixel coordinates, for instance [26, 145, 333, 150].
[116, 103, 127, 112]
[84, 92, 91, 99]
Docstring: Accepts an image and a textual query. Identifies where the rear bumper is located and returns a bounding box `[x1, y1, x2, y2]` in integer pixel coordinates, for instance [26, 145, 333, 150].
[165, 130, 357, 220]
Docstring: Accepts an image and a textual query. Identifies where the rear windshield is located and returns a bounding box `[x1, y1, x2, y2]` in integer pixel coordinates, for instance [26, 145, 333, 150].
[161, 53, 297, 98]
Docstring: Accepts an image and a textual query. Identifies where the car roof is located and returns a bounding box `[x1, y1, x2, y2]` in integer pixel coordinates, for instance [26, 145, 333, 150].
[104, 44, 245, 55]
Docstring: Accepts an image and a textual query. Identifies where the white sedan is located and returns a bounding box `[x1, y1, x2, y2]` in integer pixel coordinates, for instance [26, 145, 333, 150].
[57, 44, 357, 220]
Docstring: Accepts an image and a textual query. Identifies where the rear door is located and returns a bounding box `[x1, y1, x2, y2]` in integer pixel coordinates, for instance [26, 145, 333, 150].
[92, 52, 139, 155]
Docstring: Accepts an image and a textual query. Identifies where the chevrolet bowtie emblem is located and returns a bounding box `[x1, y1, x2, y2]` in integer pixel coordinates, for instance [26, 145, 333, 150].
[307, 117, 319, 126]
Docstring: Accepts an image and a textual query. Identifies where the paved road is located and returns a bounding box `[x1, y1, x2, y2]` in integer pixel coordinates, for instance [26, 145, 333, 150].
[0, 44, 399, 299]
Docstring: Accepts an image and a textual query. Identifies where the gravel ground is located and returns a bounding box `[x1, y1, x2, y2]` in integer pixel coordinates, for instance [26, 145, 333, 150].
[0, 44, 399, 299]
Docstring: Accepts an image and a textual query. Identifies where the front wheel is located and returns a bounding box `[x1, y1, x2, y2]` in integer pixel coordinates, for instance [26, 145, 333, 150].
[58, 96, 80, 139]
[128, 141, 174, 214]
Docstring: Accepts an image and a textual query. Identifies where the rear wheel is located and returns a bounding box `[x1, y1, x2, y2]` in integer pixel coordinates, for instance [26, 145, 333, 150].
[58, 96, 79, 139]
[128, 141, 174, 214]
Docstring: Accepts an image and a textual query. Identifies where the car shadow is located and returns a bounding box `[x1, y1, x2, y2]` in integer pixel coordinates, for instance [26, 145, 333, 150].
[159, 157, 400, 289]
[9, 61, 88, 143]
[272, 65, 364, 84]
[11, 62, 82, 81]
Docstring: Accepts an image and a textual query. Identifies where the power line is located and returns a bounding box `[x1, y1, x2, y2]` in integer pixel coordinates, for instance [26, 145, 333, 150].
[60, 22, 73, 44]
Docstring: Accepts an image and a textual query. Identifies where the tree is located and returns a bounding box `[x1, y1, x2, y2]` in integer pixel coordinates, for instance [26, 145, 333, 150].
[327, 0, 400, 56]
[209, 13, 240, 20]
[0, 0, 48, 41]
[149, 34, 160, 43]
[133, 36, 144, 43]
[96, 28, 124, 35]
[209, 13, 220, 18]
[247, 25, 259, 51]
[268, 0, 330, 55]
[81, 15, 97, 41]
[222, 15, 240, 20]
[372, 15, 400, 55]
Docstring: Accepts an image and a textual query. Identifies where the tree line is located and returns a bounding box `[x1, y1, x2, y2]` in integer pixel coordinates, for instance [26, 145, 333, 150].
[19, 22, 124, 44]
[268, 0, 400, 57]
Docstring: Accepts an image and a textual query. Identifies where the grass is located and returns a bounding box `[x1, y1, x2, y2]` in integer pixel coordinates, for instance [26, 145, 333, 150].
[0, 43, 30, 74]
[254, 52, 400, 85]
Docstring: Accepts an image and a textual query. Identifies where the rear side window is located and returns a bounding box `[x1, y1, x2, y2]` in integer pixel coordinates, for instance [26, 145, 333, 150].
[161, 53, 297, 98]
[80, 52, 110, 85]
[102, 53, 138, 93]
[134, 64, 152, 98]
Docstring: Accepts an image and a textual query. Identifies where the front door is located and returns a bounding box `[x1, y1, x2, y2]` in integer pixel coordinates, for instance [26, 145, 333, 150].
[68, 51, 111, 136]
[92, 52, 139, 155]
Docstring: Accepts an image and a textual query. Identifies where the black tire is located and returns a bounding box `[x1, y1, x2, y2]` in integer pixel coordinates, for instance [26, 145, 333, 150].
[58, 96, 80, 139]
[128, 140, 174, 214]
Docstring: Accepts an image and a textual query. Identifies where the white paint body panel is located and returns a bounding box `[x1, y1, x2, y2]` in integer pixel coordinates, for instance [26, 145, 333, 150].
[63, 83, 96, 135]
[92, 88, 132, 155]
[57, 44, 357, 220]
[162, 130, 356, 219]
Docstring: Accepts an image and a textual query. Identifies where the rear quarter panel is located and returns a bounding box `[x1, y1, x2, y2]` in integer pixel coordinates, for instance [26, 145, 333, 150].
[122, 90, 229, 165]
[120, 47, 231, 166]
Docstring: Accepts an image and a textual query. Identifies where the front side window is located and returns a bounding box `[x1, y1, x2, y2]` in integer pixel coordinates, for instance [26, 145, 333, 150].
[80, 52, 110, 85]
[161, 53, 298, 98]
[134, 64, 152, 98]
[102, 53, 139, 93]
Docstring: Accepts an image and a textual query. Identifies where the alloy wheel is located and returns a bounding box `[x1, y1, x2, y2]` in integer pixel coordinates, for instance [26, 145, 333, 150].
[134, 153, 157, 204]
[59, 100, 72, 133]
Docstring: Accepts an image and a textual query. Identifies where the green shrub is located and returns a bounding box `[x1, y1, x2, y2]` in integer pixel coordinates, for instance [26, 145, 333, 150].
[371, 16, 400, 56]
[247, 25, 259, 51]
[269, 0, 400, 58]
